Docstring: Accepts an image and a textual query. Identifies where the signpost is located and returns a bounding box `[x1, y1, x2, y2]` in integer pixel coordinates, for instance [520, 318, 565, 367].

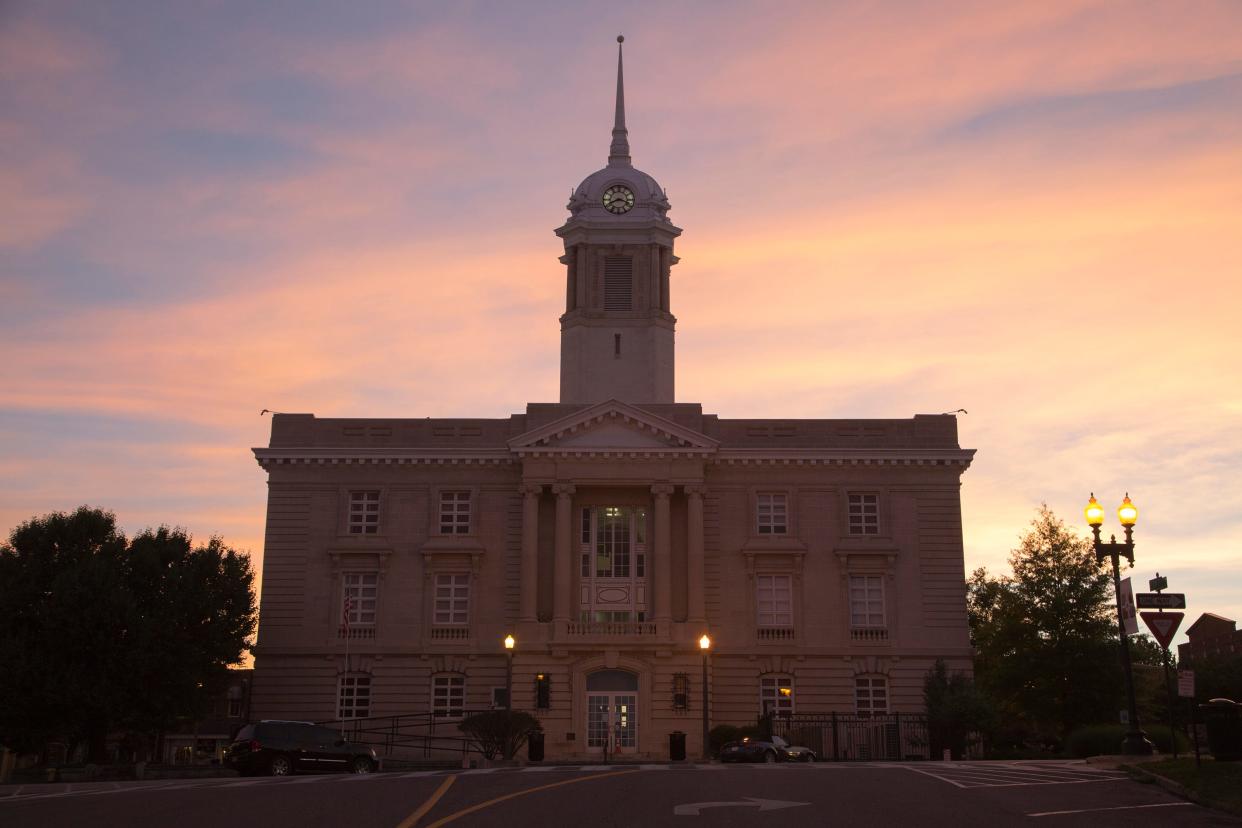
[1141, 573, 1185, 759]
[1181, 670, 1202, 768]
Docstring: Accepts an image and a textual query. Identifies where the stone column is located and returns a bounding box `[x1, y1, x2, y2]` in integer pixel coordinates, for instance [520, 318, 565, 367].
[552, 483, 576, 623]
[685, 484, 706, 624]
[652, 483, 674, 623]
[519, 483, 542, 622]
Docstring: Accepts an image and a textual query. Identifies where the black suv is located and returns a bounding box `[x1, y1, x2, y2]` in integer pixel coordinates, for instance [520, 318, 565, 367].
[226, 721, 378, 776]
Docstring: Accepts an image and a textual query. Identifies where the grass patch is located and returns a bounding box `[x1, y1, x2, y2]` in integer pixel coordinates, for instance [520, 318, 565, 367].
[1129, 758, 1242, 817]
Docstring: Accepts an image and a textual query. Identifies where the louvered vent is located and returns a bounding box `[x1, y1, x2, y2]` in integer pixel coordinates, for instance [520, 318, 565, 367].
[603, 256, 633, 311]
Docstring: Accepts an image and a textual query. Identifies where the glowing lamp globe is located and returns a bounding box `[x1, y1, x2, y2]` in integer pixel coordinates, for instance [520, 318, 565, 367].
[1118, 494, 1138, 527]
[699, 634, 711, 651]
[504, 634, 515, 650]
[1084, 494, 1105, 527]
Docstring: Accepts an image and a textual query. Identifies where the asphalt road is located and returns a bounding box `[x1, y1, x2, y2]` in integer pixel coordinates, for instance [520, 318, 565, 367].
[1, 761, 1237, 828]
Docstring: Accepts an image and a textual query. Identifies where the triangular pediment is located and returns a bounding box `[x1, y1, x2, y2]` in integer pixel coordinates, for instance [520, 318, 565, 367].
[508, 400, 718, 454]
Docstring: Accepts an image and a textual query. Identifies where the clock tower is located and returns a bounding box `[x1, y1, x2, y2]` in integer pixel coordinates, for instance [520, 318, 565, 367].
[556, 37, 681, 405]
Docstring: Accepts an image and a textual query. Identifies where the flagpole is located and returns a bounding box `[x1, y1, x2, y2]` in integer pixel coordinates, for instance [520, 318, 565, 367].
[342, 590, 352, 733]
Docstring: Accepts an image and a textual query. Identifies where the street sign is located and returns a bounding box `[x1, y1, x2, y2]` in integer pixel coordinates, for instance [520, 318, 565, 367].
[1140, 611, 1184, 649]
[1178, 669, 1195, 698]
[1136, 593, 1186, 609]
[1119, 578, 1138, 635]
[1149, 575, 1168, 592]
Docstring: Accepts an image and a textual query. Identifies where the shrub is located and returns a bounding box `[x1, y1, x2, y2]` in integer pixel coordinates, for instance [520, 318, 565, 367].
[457, 710, 541, 760]
[1064, 723, 1189, 758]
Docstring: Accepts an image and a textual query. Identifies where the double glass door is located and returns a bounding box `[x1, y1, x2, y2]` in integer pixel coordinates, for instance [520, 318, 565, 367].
[587, 693, 637, 754]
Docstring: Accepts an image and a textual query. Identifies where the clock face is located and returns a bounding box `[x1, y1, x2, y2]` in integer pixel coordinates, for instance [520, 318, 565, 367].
[602, 185, 635, 214]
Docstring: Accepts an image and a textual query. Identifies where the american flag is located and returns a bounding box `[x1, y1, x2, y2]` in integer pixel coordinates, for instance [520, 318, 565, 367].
[342, 593, 352, 634]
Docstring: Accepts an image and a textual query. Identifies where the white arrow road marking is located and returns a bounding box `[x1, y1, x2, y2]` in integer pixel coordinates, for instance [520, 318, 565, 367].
[674, 797, 809, 816]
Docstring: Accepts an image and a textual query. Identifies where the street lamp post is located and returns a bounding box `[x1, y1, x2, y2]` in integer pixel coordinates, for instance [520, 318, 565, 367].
[504, 634, 515, 713]
[699, 634, 711, 761]
[1085, 493, 1153, 755]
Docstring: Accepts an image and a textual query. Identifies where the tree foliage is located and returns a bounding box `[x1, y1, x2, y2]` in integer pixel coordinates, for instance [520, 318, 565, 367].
[0, 507, 257, 760]
[968, 506, 1126, 746]
[923, 659, 994, 759]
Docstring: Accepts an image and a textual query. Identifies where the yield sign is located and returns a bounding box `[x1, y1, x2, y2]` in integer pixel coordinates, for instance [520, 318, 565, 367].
[1140, 611, 1184, 649]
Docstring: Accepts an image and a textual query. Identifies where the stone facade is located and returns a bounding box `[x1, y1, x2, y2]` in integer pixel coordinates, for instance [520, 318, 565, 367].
[249, 39, 975, 761]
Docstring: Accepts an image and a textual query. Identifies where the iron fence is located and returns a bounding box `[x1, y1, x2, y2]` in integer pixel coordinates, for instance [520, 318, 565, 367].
[763, 712, 931, 761]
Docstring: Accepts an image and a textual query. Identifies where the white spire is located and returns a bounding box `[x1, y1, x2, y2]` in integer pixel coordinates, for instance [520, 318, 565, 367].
[608, 35, 630, 166]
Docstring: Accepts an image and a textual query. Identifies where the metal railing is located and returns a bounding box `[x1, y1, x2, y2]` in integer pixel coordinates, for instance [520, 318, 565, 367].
[319, 710, 491, 767]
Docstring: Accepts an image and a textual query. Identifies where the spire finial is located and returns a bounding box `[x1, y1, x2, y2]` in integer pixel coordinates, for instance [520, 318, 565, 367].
[608, 35, 630, 166]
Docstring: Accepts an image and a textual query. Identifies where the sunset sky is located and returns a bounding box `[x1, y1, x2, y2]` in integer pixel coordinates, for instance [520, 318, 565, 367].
[3, 1, 1240, 644]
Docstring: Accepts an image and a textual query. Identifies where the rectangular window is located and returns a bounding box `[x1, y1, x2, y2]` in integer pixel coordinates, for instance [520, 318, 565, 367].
[432, 675, 466, 719]
[849, 575, 885, 628]
[760, 675, 794, 716]
[603, 256, 633, 311]
[439, 491, 472, 535]
[672, 674, 689, 711]
[348, 491, 380, 535]
[757, 493, 788, 535]
[756, 574, 793, 629]
[227, 698, 243, 718]
[343, 572, 378, 626]
[535, 673, 551, 710]
[338, 675, 371, 719]
[433, 574, 470, 626]
[848, 493, 879, 535]
[596, 507, 630, 577]
[855, 677, 888, 716]
[492, 687, 509, 709]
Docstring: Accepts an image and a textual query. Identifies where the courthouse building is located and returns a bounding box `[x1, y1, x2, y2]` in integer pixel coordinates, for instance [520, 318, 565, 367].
[250, 41, 975, 760]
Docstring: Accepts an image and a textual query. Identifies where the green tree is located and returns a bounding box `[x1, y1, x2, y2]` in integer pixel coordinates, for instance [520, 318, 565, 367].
[0, 507, 257, 761]
[968, 506, 1122, 747]
[923, 659, 994, 759]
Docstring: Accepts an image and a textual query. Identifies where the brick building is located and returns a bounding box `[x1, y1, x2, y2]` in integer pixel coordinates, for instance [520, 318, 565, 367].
[1178, 613, 1242, 664]
[249, 40, 975, 760]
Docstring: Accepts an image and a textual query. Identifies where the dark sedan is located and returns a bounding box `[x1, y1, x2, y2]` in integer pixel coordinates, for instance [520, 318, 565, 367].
[719, 734, 817, 763]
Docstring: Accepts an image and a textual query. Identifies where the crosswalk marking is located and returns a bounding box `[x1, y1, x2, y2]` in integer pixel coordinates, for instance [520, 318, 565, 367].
[898, 763, 1128, 789]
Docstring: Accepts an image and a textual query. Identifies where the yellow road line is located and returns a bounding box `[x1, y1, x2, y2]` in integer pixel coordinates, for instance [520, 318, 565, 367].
[419, 769, 638, 828]
[395, 774, 457, 828]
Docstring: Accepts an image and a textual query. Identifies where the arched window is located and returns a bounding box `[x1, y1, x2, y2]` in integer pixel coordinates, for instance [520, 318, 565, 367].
[585, 669, 638, 692]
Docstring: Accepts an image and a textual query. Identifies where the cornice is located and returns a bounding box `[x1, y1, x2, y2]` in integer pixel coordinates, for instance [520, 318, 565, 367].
[253, 443, 975, 469]
[253, 448, 514, 470]
[710, 449, 975, 468]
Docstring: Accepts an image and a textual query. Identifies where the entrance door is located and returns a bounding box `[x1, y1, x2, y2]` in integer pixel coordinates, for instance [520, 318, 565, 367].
[586, 694, 637, 754]
[585, 669, 640, 755]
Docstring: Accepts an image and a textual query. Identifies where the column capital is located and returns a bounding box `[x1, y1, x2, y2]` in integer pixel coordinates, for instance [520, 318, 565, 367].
[651, 483, 675, 497]
[684, 484, 708, 497]
[553, 483, 577, 497]
[520, 483, 544, 497]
